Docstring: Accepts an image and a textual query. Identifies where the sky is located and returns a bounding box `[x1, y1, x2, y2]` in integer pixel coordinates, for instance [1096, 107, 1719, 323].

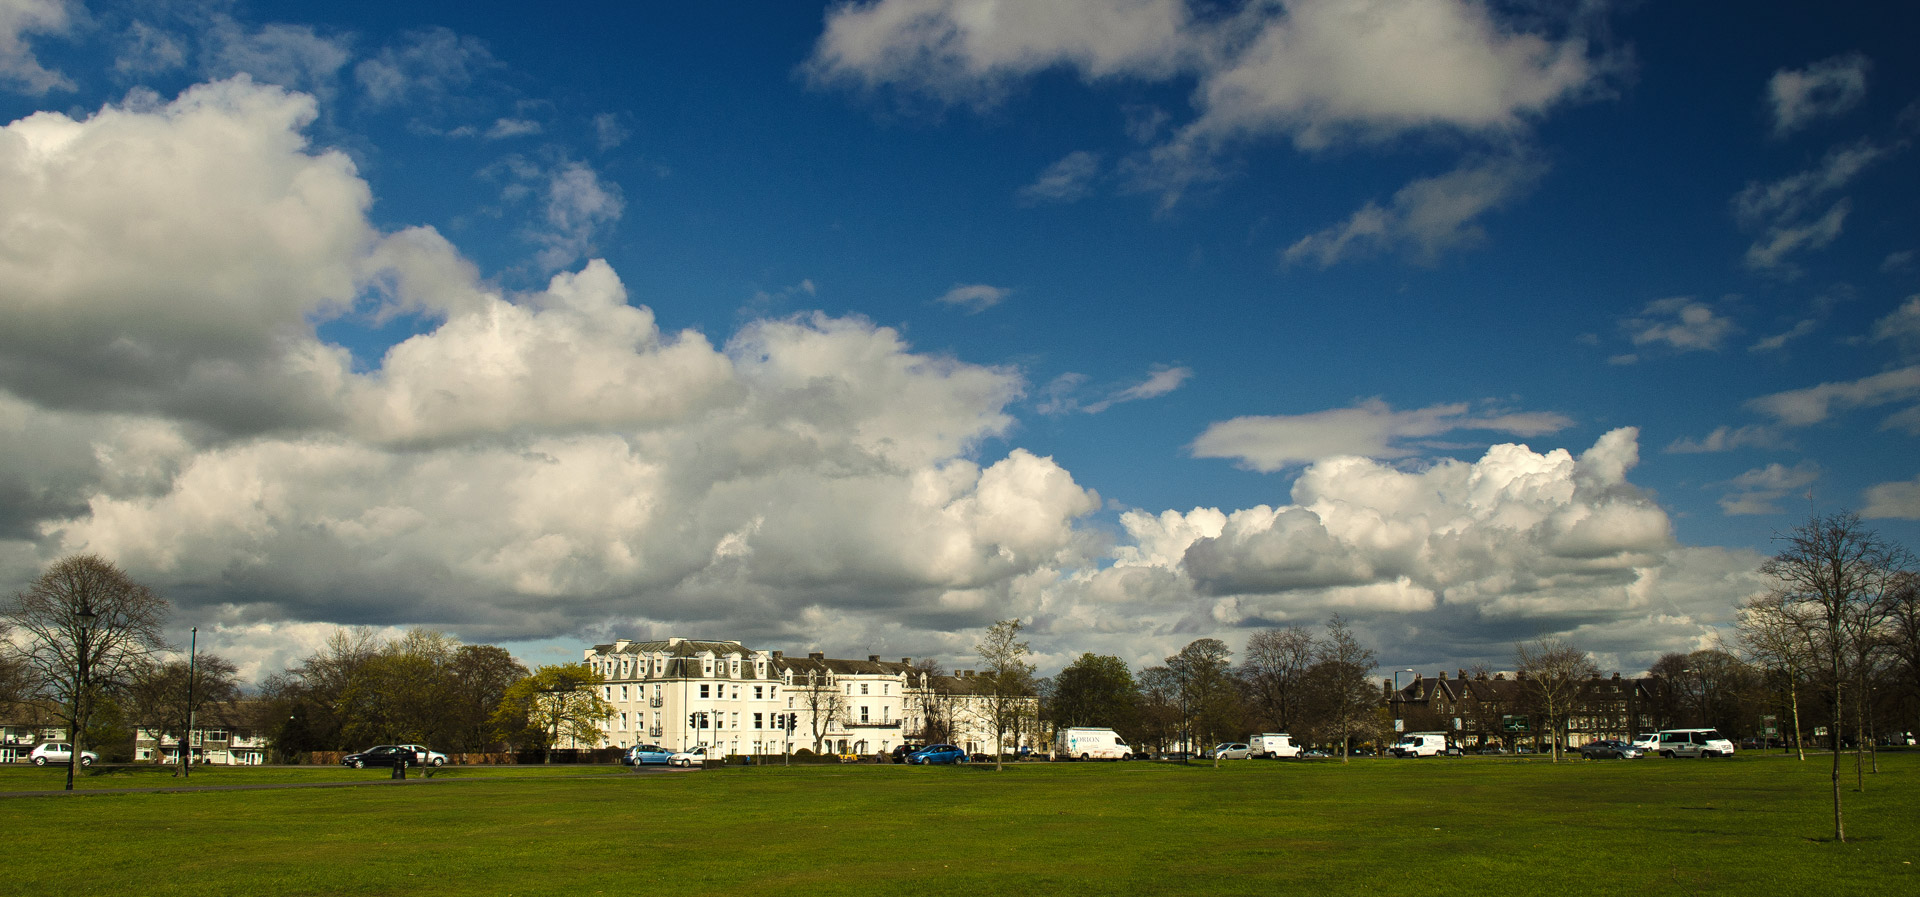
[2, 0, 1917, 684]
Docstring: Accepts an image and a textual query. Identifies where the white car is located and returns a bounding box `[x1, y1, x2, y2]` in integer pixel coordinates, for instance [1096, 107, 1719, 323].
[1653, 729, 1736, 758]
[397, 744, 448, 767]
[668, 745, 709, 767]
[29, 743, 97, 767]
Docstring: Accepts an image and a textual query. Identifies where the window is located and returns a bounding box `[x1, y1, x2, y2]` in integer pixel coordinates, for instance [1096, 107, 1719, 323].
[860, 706, 870, 723]
[861, 683, 869, 695]
[883, 684, 889, 696]
[754, 686, 764, 700]
[620, 685, 628, 701]
[846, 684, 853, 696]
[731, 712, 739, 730]
[700, 684, 711, 699]
[754, 713, 763, 729]
[733, 687, 740, 700]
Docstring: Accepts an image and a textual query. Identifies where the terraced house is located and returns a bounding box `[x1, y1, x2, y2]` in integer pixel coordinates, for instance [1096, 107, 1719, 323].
[580, 637, 1034, 759]
[1387, 669, 1670, 750]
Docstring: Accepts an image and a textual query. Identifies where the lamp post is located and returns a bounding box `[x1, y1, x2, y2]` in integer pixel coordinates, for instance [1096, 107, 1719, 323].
[180, 626, 197, 779]
[66, 605, 98, 792]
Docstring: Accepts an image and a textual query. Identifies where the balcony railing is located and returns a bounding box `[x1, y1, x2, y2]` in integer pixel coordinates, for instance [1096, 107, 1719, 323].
[649, 697, 663, 707]
[847, 720, 902, 729]
[649, 727, 663, 737]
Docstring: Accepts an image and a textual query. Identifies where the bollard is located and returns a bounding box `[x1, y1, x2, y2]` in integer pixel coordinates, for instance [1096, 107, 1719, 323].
[392, 760, 406, 780]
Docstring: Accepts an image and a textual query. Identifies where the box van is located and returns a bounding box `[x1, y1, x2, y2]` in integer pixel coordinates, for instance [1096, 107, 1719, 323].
[1055, 727, 1132, 760]
[1248, 733, 1301, 759]
[1653, 729, 1735, 758]
[1390, 732, 1459, 757]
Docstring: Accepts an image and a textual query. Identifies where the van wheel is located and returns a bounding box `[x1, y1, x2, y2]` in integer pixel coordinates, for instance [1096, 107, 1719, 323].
[1081, 753, 1090, 761]
[1660, 751, 1673, 759]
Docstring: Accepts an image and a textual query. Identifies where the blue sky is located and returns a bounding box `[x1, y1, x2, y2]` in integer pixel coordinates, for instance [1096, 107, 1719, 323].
[2, 1, 1917, 681]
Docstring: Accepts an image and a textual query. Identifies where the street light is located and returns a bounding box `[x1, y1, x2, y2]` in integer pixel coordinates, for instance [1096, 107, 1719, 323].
[181, 627, 197, 779]
[67, 606, 98, 792]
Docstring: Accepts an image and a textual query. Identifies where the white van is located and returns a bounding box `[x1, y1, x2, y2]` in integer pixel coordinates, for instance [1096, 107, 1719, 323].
[1390, 732, 1459, 758]
[1249, 733, 1301, 759]
[1055, 727, 1132, 760]
[1653, 729, 1735, 758]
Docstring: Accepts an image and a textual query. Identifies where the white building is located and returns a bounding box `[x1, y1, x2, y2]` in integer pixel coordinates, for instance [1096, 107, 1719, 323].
[134, 726, 269, 765]
[582, 637, 1035, 758]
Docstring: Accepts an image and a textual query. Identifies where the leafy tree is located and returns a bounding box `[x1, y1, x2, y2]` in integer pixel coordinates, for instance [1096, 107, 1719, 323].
[1515, 637, 1598, 763]
[976, 618, 1038, 770]
[1761, 511, 1911, 842]
[1134, 665, 1182, 755]
[3, 555, 170, 790]
[490, 663, 613, 761]
[445, 645, 529, 751]
[125, 652, 241, 775]
[1239, 626, 1317, 733]
[1050, 653, 1140, 735]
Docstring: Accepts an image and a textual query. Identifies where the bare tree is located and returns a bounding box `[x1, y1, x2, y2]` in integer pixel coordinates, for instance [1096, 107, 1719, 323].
[1239, 626, 1318, 733]
[798, 668, 847, 754]
[1310, 616, 1377, 764]
[976, 619, 1038, 770]
[125, 652, 241, 774]
[1737, 592, 1821, 760]
[1761, 511, 1911, 842]
[907, 659, 957, 746]
[3, 555, 170, 790]
[1515, 638, 1598, 763]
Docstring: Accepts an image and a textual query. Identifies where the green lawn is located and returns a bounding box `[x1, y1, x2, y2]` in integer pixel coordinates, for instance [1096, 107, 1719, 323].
[6, 753, 1916, 896]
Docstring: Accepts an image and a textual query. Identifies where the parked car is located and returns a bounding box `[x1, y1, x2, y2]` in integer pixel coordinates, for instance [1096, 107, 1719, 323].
[397, 744, 448, 767]
[28, 743, 96, 767]
[889, 743, 924, 764]
[668, 746, 709, 767]
[906, 744, 969, 765]
[1205, 743, 1252, 760]
[1579, 739, 1643, 760]
[1299, 748, 1331, 759]
[625, 744, 672, 765]
[342, 745, 420, 769]
[1475, 745, 1507, 755]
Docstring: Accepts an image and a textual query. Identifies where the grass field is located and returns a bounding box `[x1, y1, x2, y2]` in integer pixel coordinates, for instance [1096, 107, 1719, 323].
[5, 752, 1916, 896]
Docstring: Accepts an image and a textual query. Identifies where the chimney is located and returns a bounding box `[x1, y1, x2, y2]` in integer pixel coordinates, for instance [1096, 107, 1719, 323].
[1494, 673, 1505, 680]
[1458, 669, 1467, 681]
[809, 651, 825, 661]
[901, 657, 912, 665]
[868, 654, 880, 663]
[771, 651, 783, 660]
[1612, 672, 1621, 680]
[1438, 670, 1448, 680]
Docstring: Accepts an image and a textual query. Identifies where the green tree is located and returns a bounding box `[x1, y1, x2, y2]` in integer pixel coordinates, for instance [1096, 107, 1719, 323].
[3, 555, 170, 790]
[1310, 615, 1377, 764]
[490, 663, 613, 761]
[1050, 653, 1140, 736]
[445, 644, 529, 751]
[976, 618, 1039, 770]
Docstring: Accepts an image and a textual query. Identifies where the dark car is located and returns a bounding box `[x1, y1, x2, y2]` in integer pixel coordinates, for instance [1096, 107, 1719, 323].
[342, 745, 420, 769]
[906, 744, 969, 765]
[1579, 739, 1643, 760]
[890, 743, 924, 764]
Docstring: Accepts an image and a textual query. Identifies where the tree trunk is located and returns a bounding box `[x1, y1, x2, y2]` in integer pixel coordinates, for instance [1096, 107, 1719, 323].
[1831, 665, 1845, 842]
[1789, 681, 1804, 761]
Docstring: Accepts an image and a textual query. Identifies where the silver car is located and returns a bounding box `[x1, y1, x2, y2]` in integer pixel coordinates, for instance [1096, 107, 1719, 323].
[1208, 742, 1252, 760]
[28, 743, 97, 767]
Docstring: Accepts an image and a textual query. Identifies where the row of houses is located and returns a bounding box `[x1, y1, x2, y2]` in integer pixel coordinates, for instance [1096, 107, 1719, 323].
[3, 721, 267, 765]
[1385, 669, 1695, 748]
[576, 637, 1031, 758]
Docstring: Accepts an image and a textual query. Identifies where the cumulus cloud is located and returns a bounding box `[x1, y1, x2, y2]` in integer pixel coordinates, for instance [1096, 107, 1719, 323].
[0, 77, 1103, 652]
[1768, 53, 1869, 137]
[1284, 153, 1545, 266]
[935, 283, 1010, 313]
[1017, 150, 1102, 205]
[1076, 430, 1683, 646]
[202, 21, 353, 98]
[0, 0, 74, 93]
[1716, 462, 1819, 516]
[1191, 398, 1572, 472]
[1620, 297, 1736, 353]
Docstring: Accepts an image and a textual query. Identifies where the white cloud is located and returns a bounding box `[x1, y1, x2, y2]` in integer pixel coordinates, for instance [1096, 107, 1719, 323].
[0, 0, 74, 93]
[811, 0, 1609, 210]
[114, 20, 188, 77]
[1768, 53, 1869, 137]
[1017, 150, 1102, 205]
[1744, 200, 1849, 272]
[1043, 365, 1192, 416]
[1749, 319, 1818, 353]
[485, 158, 626, 271]
[355, 27, 498, 107]
[1190, 398, 1572, 472]
[1716, 462, 1819, 516]
[1863, 475, 1920, 520]
[1284, 153, 1544, 266]
[1663, 425, 1783, 454]
[203, 22, 353, 98]
[1732, 139, 1890, 228]
[1746, 365, 1920, 428]
[1620, 297, 1736, 353]
[1872, 296, 1920, 358]
[485, 117, 543, 139]
[935, 283, 1010, 313]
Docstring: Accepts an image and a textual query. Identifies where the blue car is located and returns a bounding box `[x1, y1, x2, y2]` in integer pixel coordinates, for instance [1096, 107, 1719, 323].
[625, 744, 672, 765]
[907, 744, 969, 765]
